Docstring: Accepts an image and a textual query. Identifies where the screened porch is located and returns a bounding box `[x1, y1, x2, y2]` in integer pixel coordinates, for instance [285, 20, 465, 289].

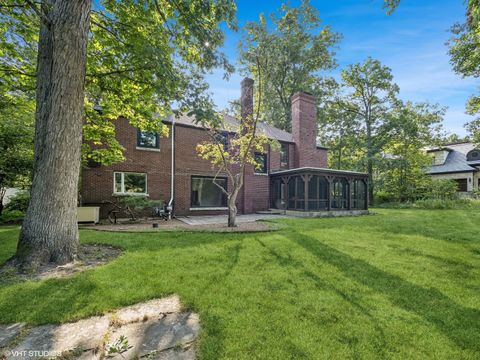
[270, 168, 368, 212]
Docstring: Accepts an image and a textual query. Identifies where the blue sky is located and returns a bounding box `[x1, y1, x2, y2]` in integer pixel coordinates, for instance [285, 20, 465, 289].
[204, 0, 478, 136]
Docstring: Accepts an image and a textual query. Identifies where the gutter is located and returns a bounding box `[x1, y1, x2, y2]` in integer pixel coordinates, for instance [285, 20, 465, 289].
[167, 117, 175, 218]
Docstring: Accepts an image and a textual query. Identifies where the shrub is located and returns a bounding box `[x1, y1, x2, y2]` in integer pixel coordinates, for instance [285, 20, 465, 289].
[4, 190, 30, 212]
[118, 196, 164, 219]
[425, 179, 458, 200]
[0, 209, 24, 223]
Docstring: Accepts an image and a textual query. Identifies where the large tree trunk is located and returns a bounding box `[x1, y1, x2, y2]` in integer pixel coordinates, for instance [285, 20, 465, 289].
[16, 0, 91, 268]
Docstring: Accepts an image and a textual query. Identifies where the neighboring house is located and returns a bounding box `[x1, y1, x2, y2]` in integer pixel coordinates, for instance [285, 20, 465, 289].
[426, 142, 480, 193]
[1, 188, 19, 206]
[81, 78, 369, 217]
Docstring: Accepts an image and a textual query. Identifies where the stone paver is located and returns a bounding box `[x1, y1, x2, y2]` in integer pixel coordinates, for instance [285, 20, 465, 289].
[0, 323, 24, 347]
[107, 312, 199, 359]
[177, 213, 286, 226]
[115, 295, 181, 323]
[1, 295, 198, 360]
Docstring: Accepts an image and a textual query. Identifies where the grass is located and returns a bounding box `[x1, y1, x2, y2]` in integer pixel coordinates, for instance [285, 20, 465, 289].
[0, 209, 479, 359]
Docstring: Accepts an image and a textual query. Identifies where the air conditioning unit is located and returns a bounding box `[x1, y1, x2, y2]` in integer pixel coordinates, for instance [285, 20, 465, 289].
[77, 207, 100, 224]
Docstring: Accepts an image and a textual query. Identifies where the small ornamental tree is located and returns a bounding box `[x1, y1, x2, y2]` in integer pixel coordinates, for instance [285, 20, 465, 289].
[196, 79, 273, 227]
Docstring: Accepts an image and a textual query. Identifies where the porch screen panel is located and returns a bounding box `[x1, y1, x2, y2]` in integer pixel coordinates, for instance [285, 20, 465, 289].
[271, 178, 285, 209]
[352, 179, 366, 209]
[297, 177, 305, 210]
[308, 176, 318, 210]
[319, 177, 329, 209]
[288, 177, 296, 209]
[332, 178, 348, 209]
[287, 176, 305, 210]
[308, 176, 328, 210]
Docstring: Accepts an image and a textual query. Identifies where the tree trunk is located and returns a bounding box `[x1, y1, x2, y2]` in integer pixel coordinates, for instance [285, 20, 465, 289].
[16, 0, 91, 269]
[227, 188, 240, 227]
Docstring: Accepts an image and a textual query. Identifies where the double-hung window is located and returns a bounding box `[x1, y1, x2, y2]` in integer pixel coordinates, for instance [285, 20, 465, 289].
[137, 129, 159, 149]
[254, 152, 268, 174]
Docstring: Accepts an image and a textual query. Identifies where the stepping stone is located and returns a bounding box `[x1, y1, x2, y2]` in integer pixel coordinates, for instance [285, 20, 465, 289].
[10, 316, 109, 359]
[105, 312, 199, 359]
[115, 295, 181, 324]
[0, 323, 25, 347]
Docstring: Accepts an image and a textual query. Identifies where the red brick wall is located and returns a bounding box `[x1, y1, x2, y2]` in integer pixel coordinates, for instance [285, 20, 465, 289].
[81, 118, 236, 217]
[82, 114, 326, 217]
[291, 92, 328, 168]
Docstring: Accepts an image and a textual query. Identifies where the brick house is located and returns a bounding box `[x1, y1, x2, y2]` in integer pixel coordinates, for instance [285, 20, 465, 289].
[81, 78, 369, 218]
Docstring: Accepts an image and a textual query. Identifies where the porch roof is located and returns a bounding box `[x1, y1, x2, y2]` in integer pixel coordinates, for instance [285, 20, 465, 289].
[270, 167, 368, 178]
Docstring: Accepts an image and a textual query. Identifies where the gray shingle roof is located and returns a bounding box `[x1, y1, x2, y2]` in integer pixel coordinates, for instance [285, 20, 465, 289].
[427, 149, 477, 174]
[164, 113, 296, 143]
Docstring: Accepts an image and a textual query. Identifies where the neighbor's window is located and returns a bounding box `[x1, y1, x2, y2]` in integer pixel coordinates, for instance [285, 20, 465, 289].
[280, 143, 289, 169]
[191, 176, 227, 208]
[137, 129, 159, 149]
[254, 152, 267, 174]
[114, 172, 147, 195]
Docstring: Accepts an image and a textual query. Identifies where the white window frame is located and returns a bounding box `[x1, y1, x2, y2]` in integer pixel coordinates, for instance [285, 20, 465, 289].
[113, 172, 148, 196]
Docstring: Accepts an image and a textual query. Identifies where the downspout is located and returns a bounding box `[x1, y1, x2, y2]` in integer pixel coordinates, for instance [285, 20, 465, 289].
[167, 117, 175, 218]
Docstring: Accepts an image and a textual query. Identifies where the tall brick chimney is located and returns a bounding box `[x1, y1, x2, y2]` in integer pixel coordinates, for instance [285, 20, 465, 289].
[291, 92, 321, 168]
[240, 77, 254, 125]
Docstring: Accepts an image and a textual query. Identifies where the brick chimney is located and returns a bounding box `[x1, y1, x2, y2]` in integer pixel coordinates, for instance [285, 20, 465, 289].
[240, 77, 254, 126]
[291, 92, 321, 168]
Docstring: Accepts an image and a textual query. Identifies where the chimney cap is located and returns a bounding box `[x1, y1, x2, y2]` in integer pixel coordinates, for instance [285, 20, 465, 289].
[291, 91, 316, 103]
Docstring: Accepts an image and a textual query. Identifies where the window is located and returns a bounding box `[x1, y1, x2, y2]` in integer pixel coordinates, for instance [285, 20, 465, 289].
[114, 172, 147, 195]
[254, 152, 267, 174]
[467, 149, 480, 162]
[214, 131, 229, 150]
[137, 129, 159, 149]
[454, 178, 468, 192]
[280, 143, 289, 169]
[191, 177, 227, 208]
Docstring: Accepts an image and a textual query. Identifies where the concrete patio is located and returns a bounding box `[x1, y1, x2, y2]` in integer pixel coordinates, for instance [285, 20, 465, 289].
[176, 213, 287, 226]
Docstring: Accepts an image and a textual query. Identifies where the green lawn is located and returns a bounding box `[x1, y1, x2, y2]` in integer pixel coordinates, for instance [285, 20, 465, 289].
[0, 209, 479, 359]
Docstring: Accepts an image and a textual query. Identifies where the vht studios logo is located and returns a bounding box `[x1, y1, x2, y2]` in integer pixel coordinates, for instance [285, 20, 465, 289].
[2, 350, 62, 358]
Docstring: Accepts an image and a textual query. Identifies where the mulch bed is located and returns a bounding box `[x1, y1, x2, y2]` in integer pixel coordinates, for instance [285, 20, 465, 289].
[0, 244, 122, 284]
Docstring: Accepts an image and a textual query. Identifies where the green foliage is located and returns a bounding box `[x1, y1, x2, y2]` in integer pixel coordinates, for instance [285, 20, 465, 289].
[375, 102, 444, 202]
[4, 191, 30, 213]
[320, 57, 400, 200]
[238, 0, 340, 130]
[426, 179, 459, 201]
[377, 198, 480, 210]
[0, 0, 237, 166]
[106, 335, 131, 356]
[118, 196, 163, 213]
[448, 1, 480, 145]
[0, 209, 24, 224]
[320, 60, 444, 203]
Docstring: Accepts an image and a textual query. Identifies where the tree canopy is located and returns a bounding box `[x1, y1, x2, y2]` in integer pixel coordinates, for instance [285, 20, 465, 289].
[0, 0, 237, 165]
[238, 0, 340, 131]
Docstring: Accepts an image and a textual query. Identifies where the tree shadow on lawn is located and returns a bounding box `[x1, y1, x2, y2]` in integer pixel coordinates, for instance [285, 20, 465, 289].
[291, 232, 480, 353]
[256, 238, 389, 358]
[282, 211, 480, 245]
